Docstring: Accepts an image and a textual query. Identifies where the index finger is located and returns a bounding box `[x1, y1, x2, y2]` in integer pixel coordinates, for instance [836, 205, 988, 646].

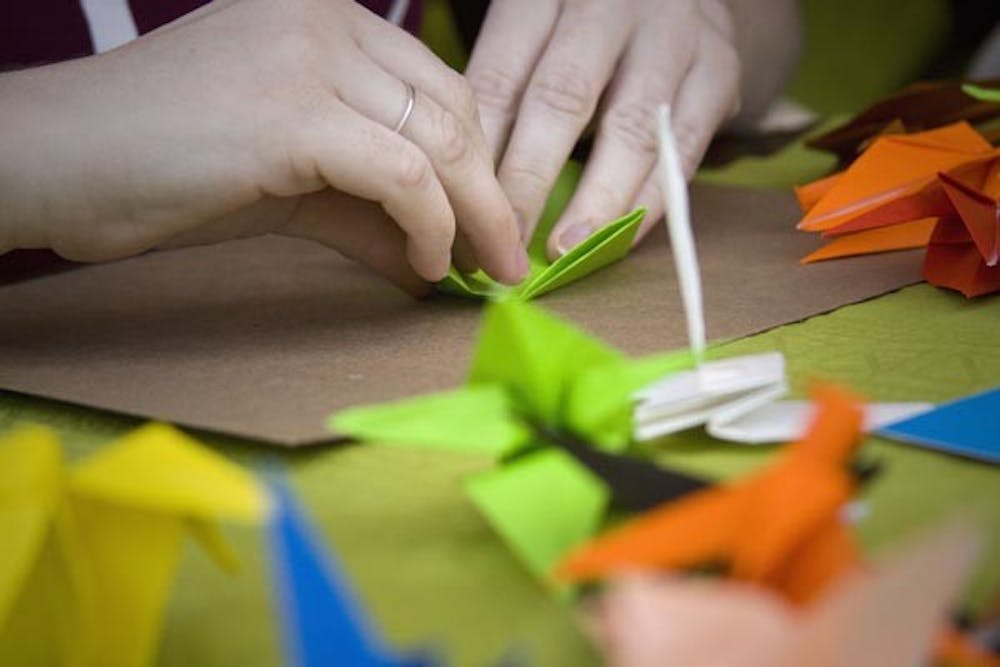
[495, 3, 633, 242]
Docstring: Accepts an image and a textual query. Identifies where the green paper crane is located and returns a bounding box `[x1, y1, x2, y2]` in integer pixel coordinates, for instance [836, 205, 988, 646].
[330, 301, 697, 585]
[438, 162, 646, 300]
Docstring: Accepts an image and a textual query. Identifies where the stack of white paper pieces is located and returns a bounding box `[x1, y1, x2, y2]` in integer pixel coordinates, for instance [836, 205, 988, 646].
[633, 351, 931, 444]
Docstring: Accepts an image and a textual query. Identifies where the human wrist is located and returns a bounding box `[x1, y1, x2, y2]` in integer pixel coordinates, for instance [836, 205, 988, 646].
[0, 64, 80, 252]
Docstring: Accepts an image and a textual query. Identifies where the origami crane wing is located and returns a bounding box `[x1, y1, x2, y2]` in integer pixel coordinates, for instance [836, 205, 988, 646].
[798, 123, 995, 233]
[67, 424, 269, 666]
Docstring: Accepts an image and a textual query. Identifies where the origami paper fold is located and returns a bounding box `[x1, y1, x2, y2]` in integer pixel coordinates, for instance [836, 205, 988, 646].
[801, 218, 938, 264]
[962, 83, 1000, 104]
[877, 386, 1000, 464]
[923, 170, 1000, 297]
[797, 123, 995, 234]
[807, 80, 1000, 165]
[331, 301, 703, 583]
[0, 423, 269, 667]
[796, 122, 1000, 296]
[555, 386, 868, 605]
[438, 162, 645, 300]
[269, 481, 432, 667]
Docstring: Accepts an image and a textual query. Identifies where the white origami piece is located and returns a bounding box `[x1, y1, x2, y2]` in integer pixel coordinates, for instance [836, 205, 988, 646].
[637, 108, 931, 445]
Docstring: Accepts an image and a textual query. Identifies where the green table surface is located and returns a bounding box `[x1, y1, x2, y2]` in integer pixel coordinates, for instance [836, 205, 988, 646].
[1, 282, 998, 666]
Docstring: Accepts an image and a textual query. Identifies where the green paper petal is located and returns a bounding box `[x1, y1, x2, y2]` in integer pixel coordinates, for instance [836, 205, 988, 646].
[468, 302, 622, 425]
[329, 386, 530, 457]
[519, 209, 645, 299]
[465, 449, 609, 586]
[437, 162, 642, 300]
[529, 161, 583, 263]
[962, 84, 1000, 104]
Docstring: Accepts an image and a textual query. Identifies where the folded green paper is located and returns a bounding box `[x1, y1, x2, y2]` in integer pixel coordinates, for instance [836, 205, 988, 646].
[331, 301, 695, 584]
[465, 448, 609, 588]
[963, 83, 1000, 103]
[438, 162, 645, 300]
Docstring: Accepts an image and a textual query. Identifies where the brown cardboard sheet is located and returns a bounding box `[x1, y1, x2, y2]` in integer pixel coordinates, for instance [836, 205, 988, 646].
[0, 186, 922, 445]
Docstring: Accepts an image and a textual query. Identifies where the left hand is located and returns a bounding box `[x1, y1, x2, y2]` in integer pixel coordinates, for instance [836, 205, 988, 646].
[465, 0, 741, 258]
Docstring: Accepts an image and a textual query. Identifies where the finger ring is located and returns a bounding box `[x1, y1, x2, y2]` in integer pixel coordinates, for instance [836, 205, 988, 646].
[392, 82, 416, 134]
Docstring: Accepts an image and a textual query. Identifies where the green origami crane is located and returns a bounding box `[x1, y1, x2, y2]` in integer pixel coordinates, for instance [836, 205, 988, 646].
[0, 423, 269, 666]
[439, 162, 646, 300]
[330, 301, 696, 585]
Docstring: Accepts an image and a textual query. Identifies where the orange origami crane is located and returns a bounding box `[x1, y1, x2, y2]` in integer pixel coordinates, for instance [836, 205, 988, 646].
[795, 122, 1000, 297]
[555, 386, 867, 605]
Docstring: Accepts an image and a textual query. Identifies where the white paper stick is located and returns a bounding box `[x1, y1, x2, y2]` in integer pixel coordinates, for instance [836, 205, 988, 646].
[656, 105, 706, 361]
[79, 0, 138, 53]
[387, 0, 411, 26]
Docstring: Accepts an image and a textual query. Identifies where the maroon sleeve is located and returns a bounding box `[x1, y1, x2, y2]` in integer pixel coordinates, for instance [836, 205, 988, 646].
[0, 0, 95, 68]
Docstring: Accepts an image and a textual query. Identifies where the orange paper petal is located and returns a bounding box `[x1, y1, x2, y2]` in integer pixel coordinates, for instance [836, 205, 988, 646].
[795, 173, 843, 214]
[797, 123, 995, 233]
[801, 218, 938, 264]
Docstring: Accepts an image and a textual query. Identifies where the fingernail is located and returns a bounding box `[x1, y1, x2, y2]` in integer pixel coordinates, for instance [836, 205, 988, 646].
[514, 247, 530, 280]
[515, 210, 531, 245]
[556, 223, 592, 256]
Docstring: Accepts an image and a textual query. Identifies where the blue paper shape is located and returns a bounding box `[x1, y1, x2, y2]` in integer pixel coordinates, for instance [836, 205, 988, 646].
[877, 387, 1000, 464]
[268, 482, 432, 667]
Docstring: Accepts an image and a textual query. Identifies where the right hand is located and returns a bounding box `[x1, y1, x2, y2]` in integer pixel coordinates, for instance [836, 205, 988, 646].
[0, 0, 529, 294]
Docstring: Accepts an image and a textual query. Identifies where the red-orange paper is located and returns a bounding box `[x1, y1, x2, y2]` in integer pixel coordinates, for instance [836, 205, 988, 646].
[554, 386, 865, 605]
[795, 122, 1000, 296]
[923, 170, 1000, 297]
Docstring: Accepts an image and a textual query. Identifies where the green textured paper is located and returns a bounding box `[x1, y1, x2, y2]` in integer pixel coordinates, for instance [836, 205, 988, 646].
[439, 162, 645, 300]
[464, 449, 609, 585]
[328, 386, 529, 458]
[963, 84, 1000, 104]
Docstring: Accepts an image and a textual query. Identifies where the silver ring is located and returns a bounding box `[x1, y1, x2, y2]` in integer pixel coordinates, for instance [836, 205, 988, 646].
[392, 82, 416, 134]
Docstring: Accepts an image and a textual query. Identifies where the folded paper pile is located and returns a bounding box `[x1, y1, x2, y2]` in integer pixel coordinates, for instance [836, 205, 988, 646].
[796, 122, 1000, 297]
[632, 351, 928, 444]
[0, 424, 428, 667]
[332, 302, 881, 603]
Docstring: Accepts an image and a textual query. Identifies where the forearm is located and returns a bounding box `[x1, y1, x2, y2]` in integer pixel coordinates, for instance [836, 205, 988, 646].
[0, 60, 94, 254]
[725, 0, 803, 130]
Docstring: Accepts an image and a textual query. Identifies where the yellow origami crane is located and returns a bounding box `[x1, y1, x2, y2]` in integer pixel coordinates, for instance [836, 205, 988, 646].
[0, 423, 270, 666]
